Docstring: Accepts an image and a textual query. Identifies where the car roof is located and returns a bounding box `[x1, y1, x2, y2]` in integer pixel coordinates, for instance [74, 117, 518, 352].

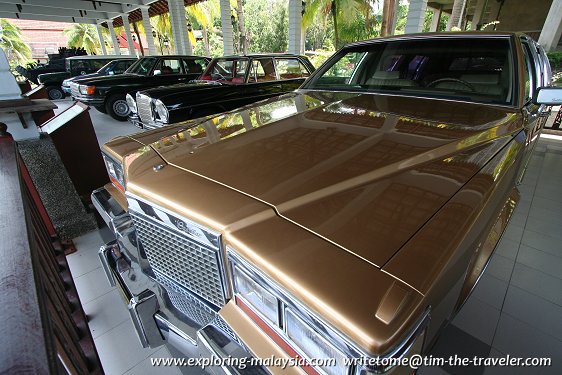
[344, 31, 520, 48]
[66, 55, 138, 60]
[216, 53, 306, 59]
[141, 55, 210, 59]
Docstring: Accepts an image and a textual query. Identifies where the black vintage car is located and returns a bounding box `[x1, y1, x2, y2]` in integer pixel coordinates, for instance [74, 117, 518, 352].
[38, 56, 137, 100]
[129, 54, 315, 129]
[70, 55, 210, 121]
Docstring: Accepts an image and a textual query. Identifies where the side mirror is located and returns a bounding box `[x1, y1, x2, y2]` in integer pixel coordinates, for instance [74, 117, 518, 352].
[108, 70, 115, 75]
[534, 87, 562, 105]
[153, 69, 162, 76]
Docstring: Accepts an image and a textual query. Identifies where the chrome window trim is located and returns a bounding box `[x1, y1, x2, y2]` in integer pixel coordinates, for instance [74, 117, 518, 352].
[228, 249, 431, 374]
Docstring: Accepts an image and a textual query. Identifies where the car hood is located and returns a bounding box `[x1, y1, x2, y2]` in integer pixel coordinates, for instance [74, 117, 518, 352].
[75, 73, 144, 86]
[129, 90, 522, 267]
[142, 81, 222, 99]
[38, 71, 70, 80]
[65, 72, 103, 83]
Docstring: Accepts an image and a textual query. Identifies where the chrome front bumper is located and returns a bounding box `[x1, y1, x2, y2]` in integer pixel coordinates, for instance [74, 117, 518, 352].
[92, 187, 268, 375]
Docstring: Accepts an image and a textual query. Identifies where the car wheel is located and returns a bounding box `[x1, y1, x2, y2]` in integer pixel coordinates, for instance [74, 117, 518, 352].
[47, 86, 64, 100]
[105, 95, 130, 121]
[93, 105, 107, 114]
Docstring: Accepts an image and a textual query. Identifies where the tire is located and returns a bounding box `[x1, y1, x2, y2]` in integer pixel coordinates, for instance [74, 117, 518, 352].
[47, 86, 64, 100]
[93, 105, 107, 114]
[105, 94, 130, 121]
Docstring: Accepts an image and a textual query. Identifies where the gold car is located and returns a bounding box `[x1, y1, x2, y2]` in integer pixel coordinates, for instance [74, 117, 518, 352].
[93, 32, 560, 375]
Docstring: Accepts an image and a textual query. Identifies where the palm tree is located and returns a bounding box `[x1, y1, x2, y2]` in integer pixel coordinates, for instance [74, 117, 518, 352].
[186, 0, 221, 55]
[64, 24, 102, 54]
[151, 13, 174, 53]
[302, 0, 377, 49]
[0, 19, 32, 67]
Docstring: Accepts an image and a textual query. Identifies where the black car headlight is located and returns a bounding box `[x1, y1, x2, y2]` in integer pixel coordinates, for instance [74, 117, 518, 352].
[102, 152, 125, 192]
[154, 99, 169, 123]
[126, 94, 137, 114]
[228, 249, 430, 375]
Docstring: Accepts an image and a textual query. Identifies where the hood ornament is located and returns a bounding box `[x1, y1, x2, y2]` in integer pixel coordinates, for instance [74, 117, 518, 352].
[153, 164, 166, 172]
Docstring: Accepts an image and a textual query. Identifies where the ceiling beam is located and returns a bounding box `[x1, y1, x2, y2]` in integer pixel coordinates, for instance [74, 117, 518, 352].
[0, 0, 157, 14]
[0, 11, 98, 24]
[0, 3, 114, 19]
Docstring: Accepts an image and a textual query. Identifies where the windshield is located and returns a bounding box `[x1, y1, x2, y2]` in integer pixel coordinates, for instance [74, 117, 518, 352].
[200, 58, 249, 84]
[304, 37, 515, 105]
[126, 57, 157, 75]
[97, 61, 114, 74]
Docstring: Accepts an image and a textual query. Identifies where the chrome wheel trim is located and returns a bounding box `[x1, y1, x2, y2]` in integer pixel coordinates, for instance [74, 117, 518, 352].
[113, 99, 130, 117]
[49, 88, 63, 100]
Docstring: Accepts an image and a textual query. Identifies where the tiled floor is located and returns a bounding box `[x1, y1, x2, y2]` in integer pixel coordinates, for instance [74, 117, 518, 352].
[66, 130, 562, 375]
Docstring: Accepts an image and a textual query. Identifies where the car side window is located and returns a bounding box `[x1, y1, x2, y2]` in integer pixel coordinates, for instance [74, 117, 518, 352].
[248, 58, 276, 83]
[91, 60, 109, 70]
[183, 59, 204, 75]
[276, 59, 310, 80]
[154, 59, 184, 75]
[113, 61, 130, 74]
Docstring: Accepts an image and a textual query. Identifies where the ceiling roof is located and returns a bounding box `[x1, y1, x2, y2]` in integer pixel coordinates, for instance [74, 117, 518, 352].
[108, 0, 205, 28]
[0, 0, 205, 27]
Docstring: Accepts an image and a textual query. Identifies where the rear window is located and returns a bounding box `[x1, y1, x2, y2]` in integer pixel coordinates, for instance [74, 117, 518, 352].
[305, 38, 515, 105]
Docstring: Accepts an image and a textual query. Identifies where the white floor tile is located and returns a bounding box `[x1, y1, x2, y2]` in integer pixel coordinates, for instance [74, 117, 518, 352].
[95, 319, 159, 375]
[124, 347, 182, 375]
[74, 266, 116, 304]
[67, 230, 105, 278]
[83, 289, 130, 339]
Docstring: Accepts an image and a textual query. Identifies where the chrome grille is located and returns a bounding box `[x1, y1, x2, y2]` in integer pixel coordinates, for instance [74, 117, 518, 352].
[156, 273, 216, 326]
[130, 211, 226, 307]
[70, 83, 80, 98]
[136, 93, 155, 126]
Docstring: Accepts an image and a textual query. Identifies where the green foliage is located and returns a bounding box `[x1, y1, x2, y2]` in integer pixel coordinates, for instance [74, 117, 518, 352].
[193, 30, 224, 57]
[64, 23, 101, 55]
[1, 18, 32, 68]
[305, 13, 334, 51]
[547, 51, 562, 71]
[303, 0, 378, 50]
[308, 50, 333, 68]
[244, 0, 288, 53]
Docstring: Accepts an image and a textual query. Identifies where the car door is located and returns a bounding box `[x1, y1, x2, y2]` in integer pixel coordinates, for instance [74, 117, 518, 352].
[182, 58, 208, 81]
[150, 58, 189, 85]
[519, 37, 548, 182]
[241, 58, 283, 105]
[275, 58, 311, 92]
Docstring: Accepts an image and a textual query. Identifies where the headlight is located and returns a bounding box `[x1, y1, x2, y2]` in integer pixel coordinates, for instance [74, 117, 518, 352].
[229, 250, 430, 375]
[286, 309, 348, 375]
[232, 265, 279, 326]
[62, 79, 70, 87]
[154, 99, 169, 123]
[79, 85, 96, 95]
[126, 94, 137, 114]
[102, 153, 125, 192]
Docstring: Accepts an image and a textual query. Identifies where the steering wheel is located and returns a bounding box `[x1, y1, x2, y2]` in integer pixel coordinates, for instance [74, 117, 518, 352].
[427, 78, 475, 92]
[211, 72, 228, 81]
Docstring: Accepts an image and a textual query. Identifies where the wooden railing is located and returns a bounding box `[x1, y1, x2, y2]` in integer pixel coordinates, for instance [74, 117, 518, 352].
[0, 125, 103, 374]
